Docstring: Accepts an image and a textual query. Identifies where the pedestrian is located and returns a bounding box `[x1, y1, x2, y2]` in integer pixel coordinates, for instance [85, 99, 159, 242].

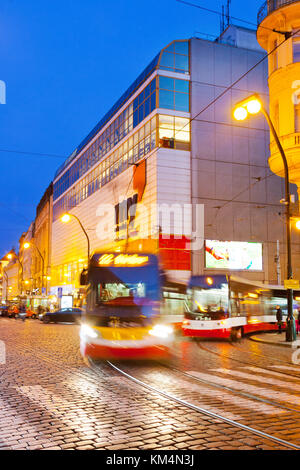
[297, 307, 300, 335]
[276, 305, 283, 334]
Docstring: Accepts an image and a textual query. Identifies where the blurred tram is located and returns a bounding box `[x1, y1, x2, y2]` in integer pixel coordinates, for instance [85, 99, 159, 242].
[80, 252, 174, 360]
[182, 275, 299, 340]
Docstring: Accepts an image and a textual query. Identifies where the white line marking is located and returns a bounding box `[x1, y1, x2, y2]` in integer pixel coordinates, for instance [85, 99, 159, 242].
[212, 368, 300, 393]
[189, 370, 300, 406]
[270, 365, 300, 373]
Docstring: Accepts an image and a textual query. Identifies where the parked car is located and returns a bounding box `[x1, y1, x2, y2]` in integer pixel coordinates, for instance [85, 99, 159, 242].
[0, 305, 8, 317]
[42, 308, 83, 324]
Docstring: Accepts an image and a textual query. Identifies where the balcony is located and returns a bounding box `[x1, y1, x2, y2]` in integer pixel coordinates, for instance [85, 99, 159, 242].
[258, 0, 300, 25]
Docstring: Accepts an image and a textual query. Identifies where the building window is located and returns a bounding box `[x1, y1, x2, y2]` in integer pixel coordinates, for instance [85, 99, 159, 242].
[158, 115, 190, 150]
[293, 38, 300, 63]
[271, 39, 278, 73]
[295, 105, 300, 133]
[159, 41, 189, 74]
[273, 101, 279, 135]
[158, 77, 189, 112]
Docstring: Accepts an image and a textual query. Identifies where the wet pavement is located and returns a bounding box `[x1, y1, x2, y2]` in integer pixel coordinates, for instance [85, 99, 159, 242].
[0, 318, 299, 450]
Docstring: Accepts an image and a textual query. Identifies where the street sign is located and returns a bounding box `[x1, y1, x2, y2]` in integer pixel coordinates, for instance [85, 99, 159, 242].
[42, 288, 46, 295]
[284, 280, 300, 289]
[58, 287, 63, 298]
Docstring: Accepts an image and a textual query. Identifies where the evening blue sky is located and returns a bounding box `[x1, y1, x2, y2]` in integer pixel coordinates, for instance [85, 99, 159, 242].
[0, 0, 264, 256]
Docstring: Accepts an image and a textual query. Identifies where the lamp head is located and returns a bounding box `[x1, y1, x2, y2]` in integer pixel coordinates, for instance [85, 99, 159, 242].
[23, 242, 30, 250]
[233, 94, 262, 121]
[61, 214, 71, 223]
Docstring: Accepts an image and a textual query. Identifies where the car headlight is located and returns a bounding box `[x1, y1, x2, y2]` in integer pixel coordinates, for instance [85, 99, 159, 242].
[149, 324, 173, 339]
[80, 324, 99, 339]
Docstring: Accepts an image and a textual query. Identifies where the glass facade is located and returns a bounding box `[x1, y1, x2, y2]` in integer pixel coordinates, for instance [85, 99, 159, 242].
[158, 77, 189, 112]
[53, 116, 157, 221]
[53, 39, 190, 209]
[159, 41, 189, 74]
[54, 78, 156, 201]
[53, 114, 191, 221]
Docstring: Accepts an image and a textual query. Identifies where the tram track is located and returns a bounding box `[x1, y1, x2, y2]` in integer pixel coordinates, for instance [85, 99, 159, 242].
[3, 321, 300, 450]
[230, 337, 296, 363]
[103, 359, 300, 451]
[197, 341, 300, 380]
[157, 361, 300, 414]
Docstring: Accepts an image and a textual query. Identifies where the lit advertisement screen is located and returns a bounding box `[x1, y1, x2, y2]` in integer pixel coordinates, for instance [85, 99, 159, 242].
[205, 240, 263, 271]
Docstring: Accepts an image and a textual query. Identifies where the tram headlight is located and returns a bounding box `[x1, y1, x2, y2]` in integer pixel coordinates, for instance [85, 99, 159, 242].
[80, 324, 99, 340]
[149, 324, 173, 339]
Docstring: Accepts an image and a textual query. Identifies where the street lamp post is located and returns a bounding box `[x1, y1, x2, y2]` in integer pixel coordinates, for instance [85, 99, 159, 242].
[61, 213, 90, 264]
[3, 269, 8, 303]
[23, 242, 45, 294]
[233, 94, 296, 342]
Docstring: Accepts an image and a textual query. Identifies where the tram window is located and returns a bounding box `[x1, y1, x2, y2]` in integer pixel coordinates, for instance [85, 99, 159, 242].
[97, 282, 147, 303]
[189, 284, 229, 319]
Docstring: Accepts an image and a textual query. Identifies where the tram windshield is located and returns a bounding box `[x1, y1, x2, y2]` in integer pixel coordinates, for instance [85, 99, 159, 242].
[85, 254, 161, 325]
[187, 283, 229, 320]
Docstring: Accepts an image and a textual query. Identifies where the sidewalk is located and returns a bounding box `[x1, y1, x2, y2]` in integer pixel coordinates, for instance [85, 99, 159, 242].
[249, 332, 300, 348]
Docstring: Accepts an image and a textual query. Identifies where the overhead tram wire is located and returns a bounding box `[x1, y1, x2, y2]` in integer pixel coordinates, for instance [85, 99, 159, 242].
[175, 0, 300, 140]
[176, 0, 278, 33]
[172, 23, 300, 138]
[0, 148, 66, 159]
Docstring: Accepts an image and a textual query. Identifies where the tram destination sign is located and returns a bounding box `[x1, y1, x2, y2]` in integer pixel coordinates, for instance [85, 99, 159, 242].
[91, 253, 151, 268]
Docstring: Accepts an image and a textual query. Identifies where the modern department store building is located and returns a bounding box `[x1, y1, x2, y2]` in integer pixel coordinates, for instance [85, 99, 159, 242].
[50, 25, 300, 303]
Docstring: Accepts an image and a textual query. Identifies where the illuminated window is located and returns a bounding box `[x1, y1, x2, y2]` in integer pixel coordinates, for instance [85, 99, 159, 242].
[158, 115, 190, 150]
[295, 105, 300, 132]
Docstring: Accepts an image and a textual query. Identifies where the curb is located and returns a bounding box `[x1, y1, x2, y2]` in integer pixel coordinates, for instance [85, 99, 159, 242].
[248, 334, 294, 348]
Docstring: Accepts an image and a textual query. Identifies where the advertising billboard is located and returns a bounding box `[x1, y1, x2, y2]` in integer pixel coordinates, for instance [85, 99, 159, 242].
[205, 240, 263, 271]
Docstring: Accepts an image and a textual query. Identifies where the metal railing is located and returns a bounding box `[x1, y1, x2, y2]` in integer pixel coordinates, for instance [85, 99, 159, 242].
[258, 0, 300, 25]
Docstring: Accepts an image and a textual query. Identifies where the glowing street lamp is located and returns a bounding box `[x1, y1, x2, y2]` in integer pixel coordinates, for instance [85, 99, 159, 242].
[61, 214, 71, 223]
[61, 213, 90, 263]
[233, 93, 296, 342]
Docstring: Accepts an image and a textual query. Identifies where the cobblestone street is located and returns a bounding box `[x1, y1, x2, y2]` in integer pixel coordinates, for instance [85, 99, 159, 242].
[0, 318, 299, 450]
